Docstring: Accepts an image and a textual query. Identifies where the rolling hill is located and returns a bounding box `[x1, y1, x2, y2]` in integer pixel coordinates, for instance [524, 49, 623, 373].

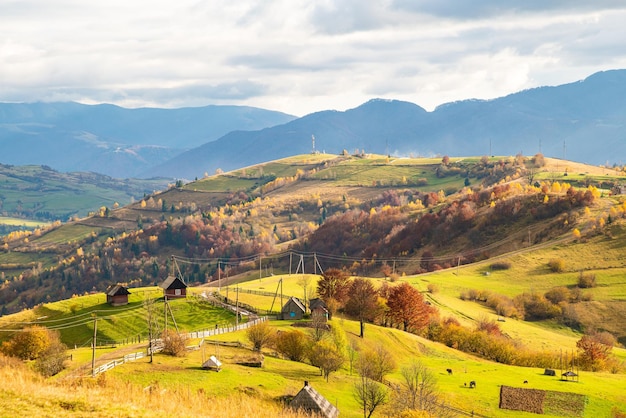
[0, 153, 625, 417]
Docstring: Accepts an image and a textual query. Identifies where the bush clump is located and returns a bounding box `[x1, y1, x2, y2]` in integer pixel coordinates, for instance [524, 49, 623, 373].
[548, 259, 565, 273]
[490, 261, 512, 271]
[577, 271, 596, 288]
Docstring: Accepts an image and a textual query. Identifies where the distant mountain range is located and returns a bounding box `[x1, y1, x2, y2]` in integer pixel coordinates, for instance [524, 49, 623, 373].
[0, 102, 296, 178]
[2, 69, 626, 180]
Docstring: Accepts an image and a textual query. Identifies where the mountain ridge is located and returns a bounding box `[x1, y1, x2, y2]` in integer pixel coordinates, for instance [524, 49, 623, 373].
[146, 69, 626, 179]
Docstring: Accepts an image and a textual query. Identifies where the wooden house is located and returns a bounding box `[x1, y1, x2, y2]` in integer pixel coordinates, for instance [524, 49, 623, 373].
[159, 275, 187, 299]
[290, 381, 339, 418]
[309, 298, 330, 320]
[105, 284, 130, 306]
[281, 296, 306, 320]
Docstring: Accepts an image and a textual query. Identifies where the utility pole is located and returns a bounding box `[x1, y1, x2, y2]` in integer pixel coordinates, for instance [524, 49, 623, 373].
[289, 252, 292, 275]
[164, 296, 168, 333]
[235, 286, 240, 327]
[259, 256, 262, 280]
[91, 314, 98, 377]
[218, 260, 221, 292]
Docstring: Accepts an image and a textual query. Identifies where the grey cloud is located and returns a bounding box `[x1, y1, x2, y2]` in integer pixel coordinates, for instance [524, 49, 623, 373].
[309, 1, 389, 34]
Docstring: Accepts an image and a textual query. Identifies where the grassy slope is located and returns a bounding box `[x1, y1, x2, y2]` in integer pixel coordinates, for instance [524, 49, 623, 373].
[0, 284, 623, 416]
[1, 154, 626, 415]
[0, 164, 168, 221]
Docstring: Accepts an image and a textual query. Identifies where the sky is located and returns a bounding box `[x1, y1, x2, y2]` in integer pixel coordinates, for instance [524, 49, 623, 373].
[2, 0, 626, 116]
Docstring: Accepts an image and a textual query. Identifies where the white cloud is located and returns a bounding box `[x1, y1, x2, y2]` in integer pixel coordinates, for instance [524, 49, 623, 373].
[0, 1, 625, 116]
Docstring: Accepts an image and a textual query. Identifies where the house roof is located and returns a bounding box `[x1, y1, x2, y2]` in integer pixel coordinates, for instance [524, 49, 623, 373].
[309, 298, 327, 310]
[290, 382, 339, 418]
[282, 296, 306, 313]
[202, 355, 222, 369]
[105, 284, 130, 297]
[159, 275, 187, 290]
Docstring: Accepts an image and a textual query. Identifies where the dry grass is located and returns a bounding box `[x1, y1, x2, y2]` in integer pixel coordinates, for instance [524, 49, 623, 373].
[0, 354, 312, 418]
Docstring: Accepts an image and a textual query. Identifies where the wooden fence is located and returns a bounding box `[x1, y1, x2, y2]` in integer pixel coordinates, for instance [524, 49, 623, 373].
[92, 316, 267, 376]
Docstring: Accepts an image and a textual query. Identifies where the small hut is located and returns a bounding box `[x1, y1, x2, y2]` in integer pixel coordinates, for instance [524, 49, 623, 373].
[290, 381, 339, 418]
[281, 296, 306, 320]
[159, 275, 187, 299]
[202, 355, 222, 372]
[105, 284, 130, 306]
[561, 370, 578, 382]
[309, 298, 330, 320]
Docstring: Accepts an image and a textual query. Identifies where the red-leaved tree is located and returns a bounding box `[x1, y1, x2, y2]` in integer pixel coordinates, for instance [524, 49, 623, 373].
[386, 282, 436, 333]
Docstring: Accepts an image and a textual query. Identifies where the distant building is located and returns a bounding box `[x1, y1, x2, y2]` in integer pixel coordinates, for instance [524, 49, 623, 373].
[309, 298, 330, 320]
[105, 284, 130, 306]
[159, 275, 187, 299]
[281, 296, 306, 320]
[290, 381, 339, 418]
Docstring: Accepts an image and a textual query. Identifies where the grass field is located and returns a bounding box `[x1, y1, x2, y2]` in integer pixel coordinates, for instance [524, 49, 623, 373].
[0, 282, 623, 417]
[90, 317, 626, 417]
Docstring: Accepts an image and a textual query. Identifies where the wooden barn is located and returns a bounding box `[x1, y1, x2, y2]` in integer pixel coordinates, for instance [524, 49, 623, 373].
[281, 296, 306, 320]
[309, 298, 330, 320]
[159, 275, 187, 299]
[105, 284, 130, 306]
[290, 381, 339, 418]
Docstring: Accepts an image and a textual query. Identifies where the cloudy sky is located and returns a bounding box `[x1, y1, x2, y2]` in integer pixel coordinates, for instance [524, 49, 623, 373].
[2, 0, 626, 116]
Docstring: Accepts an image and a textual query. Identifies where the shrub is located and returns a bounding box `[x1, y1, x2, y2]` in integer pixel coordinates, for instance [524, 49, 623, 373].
[1, 325, 53, 360]
[427, 283, 439, 294]
[577, 271, 596, 288]
[548, 258, 565, 273]
[489, 261, 511, 270]
[273, 330, 308, 362]
[246, 321, 274, 352]
[544, 287, 570, 304]
[161, 330, 188, 357]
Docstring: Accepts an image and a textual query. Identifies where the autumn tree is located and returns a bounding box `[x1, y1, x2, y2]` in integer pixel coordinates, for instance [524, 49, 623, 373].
[308, 340, 345, 381]
[344, 278, 379, 338]
[386, 282, 436, 333]
[577, 332, 615, 371]
[246, 321, 274, 352]
[274, 329, 308, 362]
[0, 326, 67, 376]
[317, 268, 351, 305]
[1, 325, 54, 360]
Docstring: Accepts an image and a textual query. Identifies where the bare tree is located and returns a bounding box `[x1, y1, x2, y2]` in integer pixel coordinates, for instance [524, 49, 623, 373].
[297, 274, 314, 308]
[354, 369, 388, 418]
[356, 344, 396, 382]
[391, 361, 442, 414]
[347, 339, 359, 375]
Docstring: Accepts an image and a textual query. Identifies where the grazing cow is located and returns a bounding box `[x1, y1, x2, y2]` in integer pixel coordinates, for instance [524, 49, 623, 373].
[469, 381, 476, 388]
[446, 368, 453, 375]
[523, 380, 528, 384]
